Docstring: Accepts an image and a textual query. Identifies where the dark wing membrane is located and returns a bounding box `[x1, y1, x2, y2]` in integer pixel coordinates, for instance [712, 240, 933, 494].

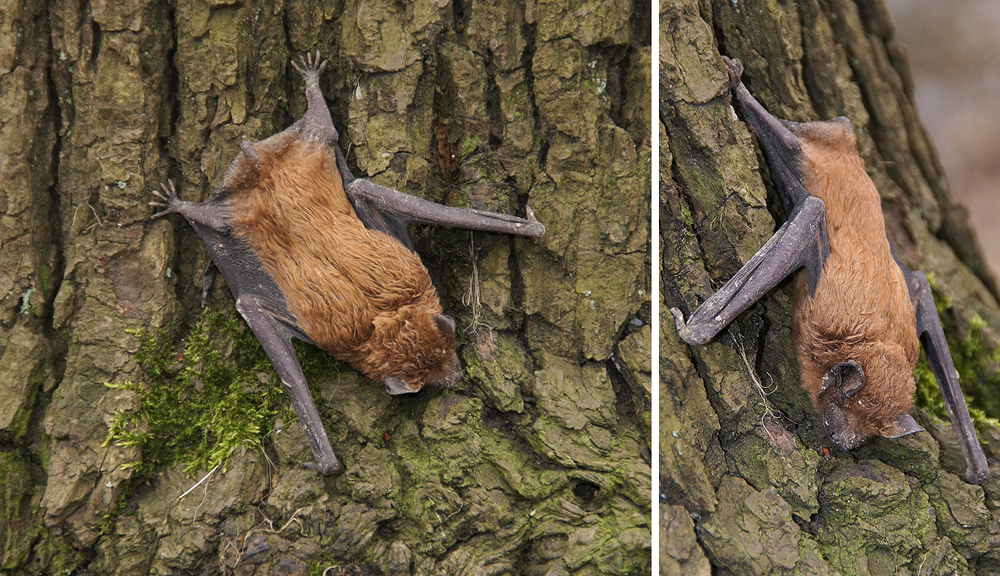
[336, 147, 545, 250]
[892, 247, 989, 484]
[672, 196, 828, 345]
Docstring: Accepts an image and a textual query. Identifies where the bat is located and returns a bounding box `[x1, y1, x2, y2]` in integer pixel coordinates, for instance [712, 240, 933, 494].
[670, 56, 989, 484]
[150, 52, 545, 475]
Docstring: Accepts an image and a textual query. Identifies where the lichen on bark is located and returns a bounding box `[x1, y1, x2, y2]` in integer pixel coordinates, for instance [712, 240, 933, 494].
[662, 0, 1000, 574]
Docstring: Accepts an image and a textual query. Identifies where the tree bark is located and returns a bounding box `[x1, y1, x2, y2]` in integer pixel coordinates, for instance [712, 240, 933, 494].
[662, 0, 1000, 574]
[0, 0, 651, 574]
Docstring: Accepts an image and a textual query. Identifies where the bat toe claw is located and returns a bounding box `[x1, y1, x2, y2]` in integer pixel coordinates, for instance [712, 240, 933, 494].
[669, 307, 687, 332]
[721, 55, 744, 89]
[150, 181, 182, 218]
[300, 459, 341, 476]
[293, 52, 327, 78]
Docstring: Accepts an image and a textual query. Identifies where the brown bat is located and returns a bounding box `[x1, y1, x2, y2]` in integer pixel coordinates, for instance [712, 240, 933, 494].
[150, 53, 544, 475]
[671, 56, 989, 484]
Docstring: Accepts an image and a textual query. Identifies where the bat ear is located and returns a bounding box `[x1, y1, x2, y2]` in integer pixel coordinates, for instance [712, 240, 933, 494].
[241, 141, 265, 170]
[435, 314, 456, 336]
[384, 375, 418, 395]
[884, 413, 924, 439]
[820, 360, 865, 398]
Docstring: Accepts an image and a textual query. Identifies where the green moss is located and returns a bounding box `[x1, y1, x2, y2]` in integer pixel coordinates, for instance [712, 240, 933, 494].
[26, 528, 84, 576]
[7, 371, 40, 439]
[0, 452, 36, 570]
[40, 264, 50, 296]
[913, 275, 1000, 431]
[98, 482, 133, 536]
[459, 135, 481, 160]
[103, 308, 291, 478]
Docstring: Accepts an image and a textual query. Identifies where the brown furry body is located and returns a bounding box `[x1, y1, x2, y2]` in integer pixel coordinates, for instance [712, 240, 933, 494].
[151, 53, 545, 474]
[674, 56, 987, 482]
[790, 123, 920, 441]
[226, 134, 454, 387]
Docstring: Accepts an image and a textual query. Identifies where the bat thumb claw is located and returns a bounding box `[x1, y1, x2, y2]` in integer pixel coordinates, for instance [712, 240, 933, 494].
[721, 56, 744, 89]
[967, 463, 990, 485]
[669, 307, 687, 332]
[670, 307, 712, 346]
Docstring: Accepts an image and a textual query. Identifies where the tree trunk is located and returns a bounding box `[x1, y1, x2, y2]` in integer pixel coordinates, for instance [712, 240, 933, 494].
[0, 0, 651, 574]
[662, 0, 1000, 574]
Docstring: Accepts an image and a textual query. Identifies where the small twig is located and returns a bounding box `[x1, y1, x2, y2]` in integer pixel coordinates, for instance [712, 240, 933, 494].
[278, 512, 304, 534]
[733, 337, 779, 439]
[462, 232, 483, 334]
[178, 464, 219, 501]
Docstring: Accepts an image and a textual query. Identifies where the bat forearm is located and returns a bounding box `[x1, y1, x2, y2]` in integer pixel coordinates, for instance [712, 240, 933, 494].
[349, 178, 546, 237]
[673, 196, 826, 345]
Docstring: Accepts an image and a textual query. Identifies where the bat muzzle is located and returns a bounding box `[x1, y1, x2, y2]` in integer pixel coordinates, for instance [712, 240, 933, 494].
[431, 352, 463, 388]
[822, 403, 868, 450]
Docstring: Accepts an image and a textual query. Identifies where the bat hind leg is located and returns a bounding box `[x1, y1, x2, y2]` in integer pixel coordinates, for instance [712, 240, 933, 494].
[291, 52, 339, 146]
[236, 294, 340, 475]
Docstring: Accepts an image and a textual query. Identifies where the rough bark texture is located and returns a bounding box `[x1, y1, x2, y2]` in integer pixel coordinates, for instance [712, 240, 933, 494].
[0, 0, 651, 574]
[662, 1, 1000, 575]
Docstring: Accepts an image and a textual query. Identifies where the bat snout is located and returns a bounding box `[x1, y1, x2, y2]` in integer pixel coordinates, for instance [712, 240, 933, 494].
[430, 351, 463, 388]
[821, 404, 869, 451]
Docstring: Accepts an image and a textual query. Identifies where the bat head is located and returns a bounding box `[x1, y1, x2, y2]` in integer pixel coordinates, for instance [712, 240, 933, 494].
[370, 310, 462, 395]
[424, 314, 463, 388]
[812, 342, 922, 450]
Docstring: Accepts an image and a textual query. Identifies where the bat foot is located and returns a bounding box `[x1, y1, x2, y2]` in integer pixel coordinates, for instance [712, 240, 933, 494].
[291, 51, 328, 82]
[721, 56, 744, 90]
[523, 206, 546, 237]
[150, 180, 182, 218]
[300, 457, 340, 476]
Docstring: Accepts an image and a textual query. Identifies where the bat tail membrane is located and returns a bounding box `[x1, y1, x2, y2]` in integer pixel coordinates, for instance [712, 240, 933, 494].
[290, 51, 339, 147]
[722, 56, 812, 213]
[672, 196, 827, 345]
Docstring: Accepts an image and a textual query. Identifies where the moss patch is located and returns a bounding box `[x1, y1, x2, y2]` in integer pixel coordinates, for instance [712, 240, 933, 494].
[104, 308, 292, 478]
[913, 275, 1000, 430]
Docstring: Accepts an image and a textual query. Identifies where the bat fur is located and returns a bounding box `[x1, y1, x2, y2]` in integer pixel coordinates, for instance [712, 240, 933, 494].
[671, 56, 989, 484]
[151, 53, 544, 474]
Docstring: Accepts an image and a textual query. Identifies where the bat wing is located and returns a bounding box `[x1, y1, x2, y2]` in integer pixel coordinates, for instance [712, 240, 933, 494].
[671, 195, 829, 345]
[894, 249, 989, 484]
[724, 56, 813, 213]
[335, 149, 545, 250]
[235, 294, 339, 475]
[151, 182, 340, 475]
